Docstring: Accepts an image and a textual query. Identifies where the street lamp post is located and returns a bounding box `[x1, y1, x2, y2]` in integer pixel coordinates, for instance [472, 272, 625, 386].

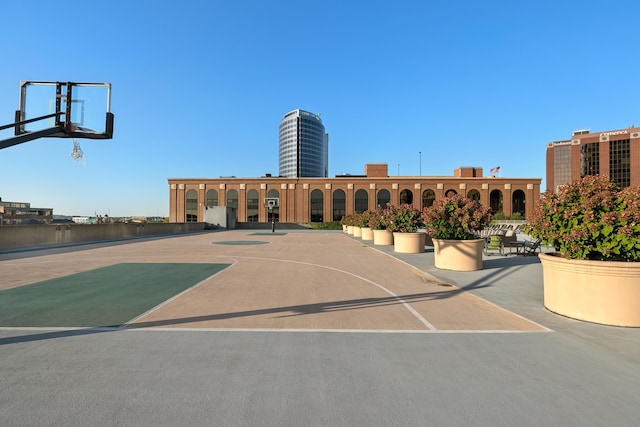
[419, 151, 422, 176]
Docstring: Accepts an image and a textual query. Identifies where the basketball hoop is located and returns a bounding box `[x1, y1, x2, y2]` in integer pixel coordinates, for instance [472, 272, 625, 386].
[70, 138, 85, 166]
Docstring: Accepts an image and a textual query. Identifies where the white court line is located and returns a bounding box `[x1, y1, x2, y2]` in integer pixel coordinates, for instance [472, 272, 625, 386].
[217, 255, 437, 331]
[365, 246, 552, 332]
[0, 326, 549, 334]
[123, 261, 236, 326]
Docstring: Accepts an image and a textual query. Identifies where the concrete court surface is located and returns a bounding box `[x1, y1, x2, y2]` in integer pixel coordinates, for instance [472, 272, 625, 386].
[1, 230, 639, 426]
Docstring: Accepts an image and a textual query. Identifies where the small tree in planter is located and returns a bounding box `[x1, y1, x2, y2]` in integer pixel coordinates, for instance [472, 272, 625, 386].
[422, 195, 492, 240]
[368, 207, 394, 245]
[525, 175, 640, 326]
[422, 195, 492, 271]
[525, 175, 640, 261]
[383, 204, 424, 233]
[368, 209, 388, 230]
[354, 211, 372, 229]
[382, 204, 425, 253]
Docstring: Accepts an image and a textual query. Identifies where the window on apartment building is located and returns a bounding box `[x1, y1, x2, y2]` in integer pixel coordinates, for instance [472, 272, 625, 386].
[354, 189, 368, 213]
[332, 189, 345, 221]
[399, 189, 413, 205]
[186, 189, 198, 222]
[490, 189, 503, 215]
[247, 190, 259, 222]
[227, 190, 239, 221]
[377, 189, 390, 208]
[422, 189, 436, 208]
[206, 189, 218, 207]
[610, 139, 630, 188]
[310, 189, 323, 222]
[580, 143, 600, 178]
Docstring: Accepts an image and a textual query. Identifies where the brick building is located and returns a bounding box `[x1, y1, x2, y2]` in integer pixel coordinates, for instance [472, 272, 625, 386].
[168, 164, 541, 224]
[546, 126, 640, 192]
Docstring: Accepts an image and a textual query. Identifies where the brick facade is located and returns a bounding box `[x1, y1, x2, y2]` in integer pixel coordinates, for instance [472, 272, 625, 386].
[168, 165, 541, 223]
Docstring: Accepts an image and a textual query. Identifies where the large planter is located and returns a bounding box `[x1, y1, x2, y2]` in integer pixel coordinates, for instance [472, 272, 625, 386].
[361, 227, 374, 241]
[347, 226, 354, 235]
[539, 253, 640, 327]
[353, 226, 362, 238]
[433, 238, 484, 271]
[393, 232, 425, 254]
[342, 225, 348, 233]
[372, 229, 394, 246]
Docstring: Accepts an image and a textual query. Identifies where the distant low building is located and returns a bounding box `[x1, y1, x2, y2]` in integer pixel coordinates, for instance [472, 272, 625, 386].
[0, 197, 53, 225]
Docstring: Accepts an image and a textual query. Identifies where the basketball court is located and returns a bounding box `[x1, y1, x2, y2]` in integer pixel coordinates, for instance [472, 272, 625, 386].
[0, 231, 546, 332]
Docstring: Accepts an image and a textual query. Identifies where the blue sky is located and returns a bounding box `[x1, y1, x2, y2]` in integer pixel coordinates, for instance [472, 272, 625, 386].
[1, 0, 638, 217]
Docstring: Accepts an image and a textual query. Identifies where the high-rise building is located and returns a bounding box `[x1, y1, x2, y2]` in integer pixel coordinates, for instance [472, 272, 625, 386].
[546, 126, 640, 192]
[279, 109, 328, 177]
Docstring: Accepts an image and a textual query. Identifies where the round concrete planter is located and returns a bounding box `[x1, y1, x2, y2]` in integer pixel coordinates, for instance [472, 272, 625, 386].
[539, 253, 640, 327]
[433, 238, 484, 271]
[347, 226, 354, 235]
[360, 227, 374, 241]
[342, 225, 348, 233]
[353, 226, 362, 238]
[393, 232, 425, 253]
[372, 229, 394, 246]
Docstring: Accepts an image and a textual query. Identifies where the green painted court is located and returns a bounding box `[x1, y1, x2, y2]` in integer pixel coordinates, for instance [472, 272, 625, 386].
[0, 263, 229, 328]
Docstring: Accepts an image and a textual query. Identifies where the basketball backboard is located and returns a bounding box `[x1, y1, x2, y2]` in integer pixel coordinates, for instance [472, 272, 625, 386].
[264, 198, 279, 209]
[15, 81, 113, 139]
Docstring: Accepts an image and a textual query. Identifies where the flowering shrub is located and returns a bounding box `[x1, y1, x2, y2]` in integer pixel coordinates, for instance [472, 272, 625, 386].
[423, 195, 492, 240]
[525, 175, 640, 261]
[383, 204, 424, 233]
[355, 211, 372, 228]
[368, 209, 388, 230]
[340, 215, 354, 227]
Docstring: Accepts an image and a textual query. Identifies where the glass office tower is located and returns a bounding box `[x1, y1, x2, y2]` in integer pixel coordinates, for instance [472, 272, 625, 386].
[279, 109, 328, 177]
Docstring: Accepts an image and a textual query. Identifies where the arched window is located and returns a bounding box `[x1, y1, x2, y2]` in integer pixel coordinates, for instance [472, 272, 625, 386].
[206, 189, 218, 207]
[246, 189, 259, 222]
[310, 189, 323, 222]
[490, 189, 503, 215]
[332, 189, 346, 221]
[186, 189, 198, 222]
[399, 189, 413, 205]
[512, 190, 525, 217]
[445, 189, 458, 198]
[422, 189, 436, 208]
[377, 189, 391, 208]
[267, 189, 279, 222]
[467, 189, 480, 202]
[227, 189, 238, 220]
[354, 189, 368, 213]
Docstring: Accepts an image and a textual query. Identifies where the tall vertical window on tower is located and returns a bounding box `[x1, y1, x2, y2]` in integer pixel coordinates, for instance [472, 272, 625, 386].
[580, 142, 600, 178]
[610, 139, 630, 188]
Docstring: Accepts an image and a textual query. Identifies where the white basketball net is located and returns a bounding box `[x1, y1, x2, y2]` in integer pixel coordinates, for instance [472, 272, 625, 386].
[70, 138, 86, 166]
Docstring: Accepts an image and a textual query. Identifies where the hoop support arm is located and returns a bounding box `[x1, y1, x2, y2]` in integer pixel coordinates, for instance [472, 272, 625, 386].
[0, 126, 64, 150]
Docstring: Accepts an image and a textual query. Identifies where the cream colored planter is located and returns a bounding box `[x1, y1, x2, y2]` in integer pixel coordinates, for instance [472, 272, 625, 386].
[372, 229, 394, 246]
[393, 232, 425, 253]
[539, 253, 640, 327]
[361, 227, 374, 241]
[433, 238, 484, 271]
[347, 226, 354, 235]
[342, 225, 348, 233]
[353, 226, 362, 238]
